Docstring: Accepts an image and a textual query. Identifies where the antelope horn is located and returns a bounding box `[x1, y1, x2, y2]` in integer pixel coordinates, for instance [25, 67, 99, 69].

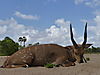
[82, 22, 87, 46]
[70, 24, 78, 48]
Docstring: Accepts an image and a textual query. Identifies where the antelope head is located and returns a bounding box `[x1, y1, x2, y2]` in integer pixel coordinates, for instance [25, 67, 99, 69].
[70, 23, 89, 63]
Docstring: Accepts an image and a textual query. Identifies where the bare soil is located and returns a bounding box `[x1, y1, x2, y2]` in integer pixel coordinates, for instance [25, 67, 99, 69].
[0, 54, 100, 75]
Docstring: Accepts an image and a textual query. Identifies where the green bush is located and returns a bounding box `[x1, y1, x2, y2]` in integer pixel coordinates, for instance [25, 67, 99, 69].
[0, 37, 19, 56]
[85, 46, 100, 53]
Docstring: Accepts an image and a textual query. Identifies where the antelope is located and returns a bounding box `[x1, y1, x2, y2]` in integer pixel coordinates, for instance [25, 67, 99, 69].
[68, 23, 92, 63]
[1, 44, 76, 68]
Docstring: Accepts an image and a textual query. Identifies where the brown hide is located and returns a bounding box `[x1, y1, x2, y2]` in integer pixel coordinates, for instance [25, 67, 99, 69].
[2, 44, 75, 68]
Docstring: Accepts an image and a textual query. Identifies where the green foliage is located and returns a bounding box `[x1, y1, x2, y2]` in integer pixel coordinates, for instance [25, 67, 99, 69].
[0, 37, 19, 56]
[44, 64, 56, 68]
[85, 46, 100, 53]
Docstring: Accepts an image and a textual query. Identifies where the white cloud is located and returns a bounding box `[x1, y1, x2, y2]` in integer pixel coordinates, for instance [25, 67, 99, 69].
[79, 15, 100, 47]
[86, 15, 100, 47]
[74, 0, 100, 7]
[0, 26, 7, 34]
[74, 0, 100, 47]
[0, 17, 99, 47]
[0, 18, 73, 46]
[14, 11, 40, 20]
[0, 18, 38, 42]
[93, 16, 100, 36]
[32, 18, 72, 46]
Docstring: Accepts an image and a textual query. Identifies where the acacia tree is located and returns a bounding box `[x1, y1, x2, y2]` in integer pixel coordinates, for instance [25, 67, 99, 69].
[18, 36, 27, 48]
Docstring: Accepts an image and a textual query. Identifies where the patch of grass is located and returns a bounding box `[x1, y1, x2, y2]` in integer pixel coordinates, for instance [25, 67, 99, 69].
[0, 53, 6, 56]
[85, 52, 100, 54]
[44, 64, 56, 68]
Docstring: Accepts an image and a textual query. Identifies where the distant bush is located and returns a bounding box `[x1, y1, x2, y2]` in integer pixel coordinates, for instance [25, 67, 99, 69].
[0, 37, 19, 56]
[85, 46, 100, 53]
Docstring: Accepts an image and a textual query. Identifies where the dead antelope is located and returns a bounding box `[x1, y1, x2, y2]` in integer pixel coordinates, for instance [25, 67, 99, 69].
[69, 23, 92, 63]
[1, 44, 76, 68]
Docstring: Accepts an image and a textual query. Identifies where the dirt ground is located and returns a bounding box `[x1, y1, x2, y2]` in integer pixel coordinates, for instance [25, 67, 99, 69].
[0, 54, 100, 75]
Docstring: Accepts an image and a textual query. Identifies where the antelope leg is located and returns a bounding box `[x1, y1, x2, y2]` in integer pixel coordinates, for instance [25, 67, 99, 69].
[52, 56, 75, 67]
[5, 64, 29, 68]
[62, 60, 75, 67]
[52, 56, 66, 66]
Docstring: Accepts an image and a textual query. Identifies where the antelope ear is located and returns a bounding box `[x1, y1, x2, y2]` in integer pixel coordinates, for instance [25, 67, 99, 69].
[84, 44, 92, 48]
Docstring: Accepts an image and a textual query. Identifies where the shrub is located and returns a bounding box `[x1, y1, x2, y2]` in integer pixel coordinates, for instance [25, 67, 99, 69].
[44, 64, 56, 68]
[85, 46, 100, 53]
[0, 37, 19, 56]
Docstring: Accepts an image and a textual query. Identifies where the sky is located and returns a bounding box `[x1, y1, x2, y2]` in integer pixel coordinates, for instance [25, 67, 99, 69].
[0, 0, 100, 47]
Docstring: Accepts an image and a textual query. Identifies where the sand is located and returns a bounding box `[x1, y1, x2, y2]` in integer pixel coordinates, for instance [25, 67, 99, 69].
[0, 54, 100, 75]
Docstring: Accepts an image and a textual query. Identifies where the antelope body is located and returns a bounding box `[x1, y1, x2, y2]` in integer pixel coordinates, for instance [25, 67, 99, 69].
[1, 44, 76, 68]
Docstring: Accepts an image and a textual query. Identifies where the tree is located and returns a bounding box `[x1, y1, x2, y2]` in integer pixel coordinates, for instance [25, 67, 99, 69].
[22, 36, 27, 47]
[18, 37, 23, 46]
[18, 36, 27, 47]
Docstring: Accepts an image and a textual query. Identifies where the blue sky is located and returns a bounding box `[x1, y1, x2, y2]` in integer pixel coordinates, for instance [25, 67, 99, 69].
[0, 0, 100, 47]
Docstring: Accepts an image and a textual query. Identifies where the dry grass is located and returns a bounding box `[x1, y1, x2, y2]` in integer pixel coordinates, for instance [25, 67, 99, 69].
[0, 54, 100, 75]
